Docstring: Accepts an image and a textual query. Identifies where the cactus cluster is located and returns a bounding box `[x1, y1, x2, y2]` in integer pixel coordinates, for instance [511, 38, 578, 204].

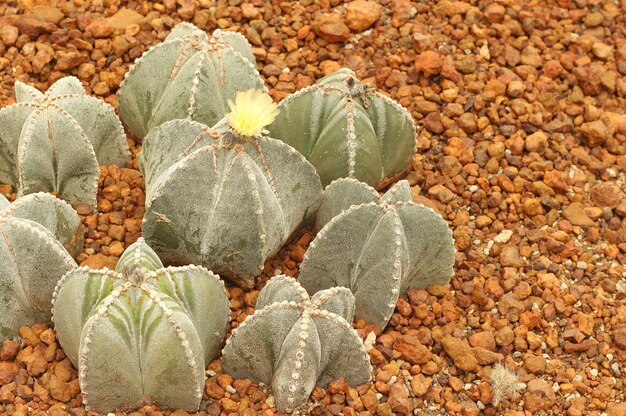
[222, 275, 372, 413]
[298, 179, 456, 329]
[118, 23, 264, 141]
[0, 192, 78, 339]
[0, 76, 130, 207]
[52, 238, 230, 413]
[139, 115, 322, 283]
[268, 68, 417, 188]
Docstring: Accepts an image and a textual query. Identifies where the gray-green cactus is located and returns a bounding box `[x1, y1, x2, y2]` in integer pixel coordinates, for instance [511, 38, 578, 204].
[267, 68, 416, 188]
[299, 179, 456, 329]
[52, 238, 230, 413]
[0, 76, 130, 207]
[0, 192, 83, 256]
[0, 196, 77, 339]
[118, 22, 264, 141]
[222, 275, 372, 413]
[139, 117, 322, 283]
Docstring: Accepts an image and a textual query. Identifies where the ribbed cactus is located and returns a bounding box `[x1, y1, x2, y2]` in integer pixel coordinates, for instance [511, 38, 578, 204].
[267, 68, 416, 188]
[0, 192, 83, 256]
[139, 90, 322, 283]
[0, 77, 130, 207]
[52, 238, 230, 413]
[0, 194, 77, 339]
[299, 179, 456, 329]
[118, 22, 264, 141]
[222, 275, 372, 413]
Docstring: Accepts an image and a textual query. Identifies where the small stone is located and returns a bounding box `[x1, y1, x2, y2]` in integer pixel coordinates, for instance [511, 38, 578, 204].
[0, 25, 19, 46]
[427, 184, 455, 203]
[80, 253, 118, 270]
[415, 51, 443, 77]
[579, 120, 610, 147]
[483, 3, 505, 22]
[525, 131, 548, 153]
[524, 355, 546, 374]
[469, 332, 496, 351]
[327, 377, 349, 394]
[241, 4, 259, 19]
[16, 14, 56, 37]
[345, 0, 382, 32]
[500, 246, 524, 268]
[393, 335, 431, 365]
[474, 347, 503, 365]
[0, 362, 19, 384]
[0, 340, 20, 361]
[389, 382, 413, 414]
[496, 326, 514, 346]
[441, 335, 478, 372]
[612, 328, 626, 350]
[563, 202, 596, 227]
[87, 20, 114, 38]
[507, 80, 525, 98]
[410, 373, 431, 396]
[592, 42, 613, 60]
[30, 5, 64, 23]
[107, 8, 145, 30]
[312, 14, 350, 43]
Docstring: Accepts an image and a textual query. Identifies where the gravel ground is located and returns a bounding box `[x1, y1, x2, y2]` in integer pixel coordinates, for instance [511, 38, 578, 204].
[1, 0, 626, 415]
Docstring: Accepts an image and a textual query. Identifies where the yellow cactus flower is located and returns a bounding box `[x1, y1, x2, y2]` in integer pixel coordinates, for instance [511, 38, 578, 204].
[225, 89, 279, 137]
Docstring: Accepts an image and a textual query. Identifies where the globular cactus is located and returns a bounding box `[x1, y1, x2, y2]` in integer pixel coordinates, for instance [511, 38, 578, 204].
[268, 68, 416, 188]
[0, 195, 77, 339]
[139, 90, 322, 283]
[0, 76, 130, 207]
[118, 22, 264, 141]
[0, 192, 83, 256]
[52, 238, 230, 413]
[222, 275, 372, 413]
[299, 179, 456, 329]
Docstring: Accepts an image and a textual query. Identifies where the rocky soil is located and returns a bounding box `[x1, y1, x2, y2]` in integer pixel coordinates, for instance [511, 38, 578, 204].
[1, 0, 626, 415]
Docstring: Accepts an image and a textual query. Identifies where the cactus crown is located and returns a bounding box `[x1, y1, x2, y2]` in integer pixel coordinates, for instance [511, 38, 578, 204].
[0, 76, 130, 207]
[118, 23, 265, 141]
[222, 275, 372, 413]
[52, 238, 230, 413]
[299, 179, 456, 329]
[268, 67, 417, 188]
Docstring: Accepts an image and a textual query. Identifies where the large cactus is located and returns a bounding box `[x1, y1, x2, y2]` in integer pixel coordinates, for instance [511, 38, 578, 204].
[222, 275, 372, 413]
[118, 22, 264, 141]
[0, 192, 83, 256]
[299, 179, 456, 329]
[267, 68, 416, 188]
[0, 194, 77, 339]
[0, 77, 130, 207]
[139, 90, 322, 283]
[52, 238, 230, 413]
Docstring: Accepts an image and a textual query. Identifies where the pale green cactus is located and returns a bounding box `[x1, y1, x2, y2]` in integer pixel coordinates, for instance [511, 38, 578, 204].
[267, 67, 416, 188]
[0, 196, 77, 339]
[0, 192, 83, 256]
[139, 91, 322, 283]
[299, 179, 456, 329]
[52, 238, 230, 413]
[222, 275, 372, 413]
[0, 77, 130, 207]
[118, 22, 264, 141]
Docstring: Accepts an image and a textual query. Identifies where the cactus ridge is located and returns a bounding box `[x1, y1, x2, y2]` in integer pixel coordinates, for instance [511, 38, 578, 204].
[222, 275, 372, 413]
[52, 238, 230, 413]
[0, 77, 130, 207]
[299, 180, 456, 329]
[118, 23, 264, 141]
[140, 119, 322, 281]
[268, 68, 417, 188]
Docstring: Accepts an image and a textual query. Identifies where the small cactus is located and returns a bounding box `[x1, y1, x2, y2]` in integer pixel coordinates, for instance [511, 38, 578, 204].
[0, 76, 130, 207]
[118, 22, 264, 141]
[222, 275, 372, 413]
[268, 68, 416, 188]
[52, 238, 230, 413]
[139, 90, 322, 283]
[0, 195, 77, 339]
[0, 192, 83, 256]
[298, 179, 456, 329]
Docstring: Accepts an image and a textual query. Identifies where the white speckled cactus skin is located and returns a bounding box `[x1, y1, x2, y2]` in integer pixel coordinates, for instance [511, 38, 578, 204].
[118, 22, 264, 141]
[222, 275, 372, 413]
[52, 238, 230, 413]
[267, 68, 417, 188]
[0, 195, 77, 339]
[138, 118, 322, 283]
[0, 77, 130, 207]
[0, 192, 83, 256]
[299, 179, 456, 329]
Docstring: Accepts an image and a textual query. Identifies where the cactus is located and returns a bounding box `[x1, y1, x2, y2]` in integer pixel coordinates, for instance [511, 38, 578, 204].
[0, 198, 77, 339]
[0, 76, 130, 207]
[118, 22, 264, 141]
[222, 275, 372, 413]
[0, 192, 83, 256]
[52, 238, 230, 413]
[139, 90, 322, 283]
[298, 179, 456, 329]
[267, 68, 416, 188]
